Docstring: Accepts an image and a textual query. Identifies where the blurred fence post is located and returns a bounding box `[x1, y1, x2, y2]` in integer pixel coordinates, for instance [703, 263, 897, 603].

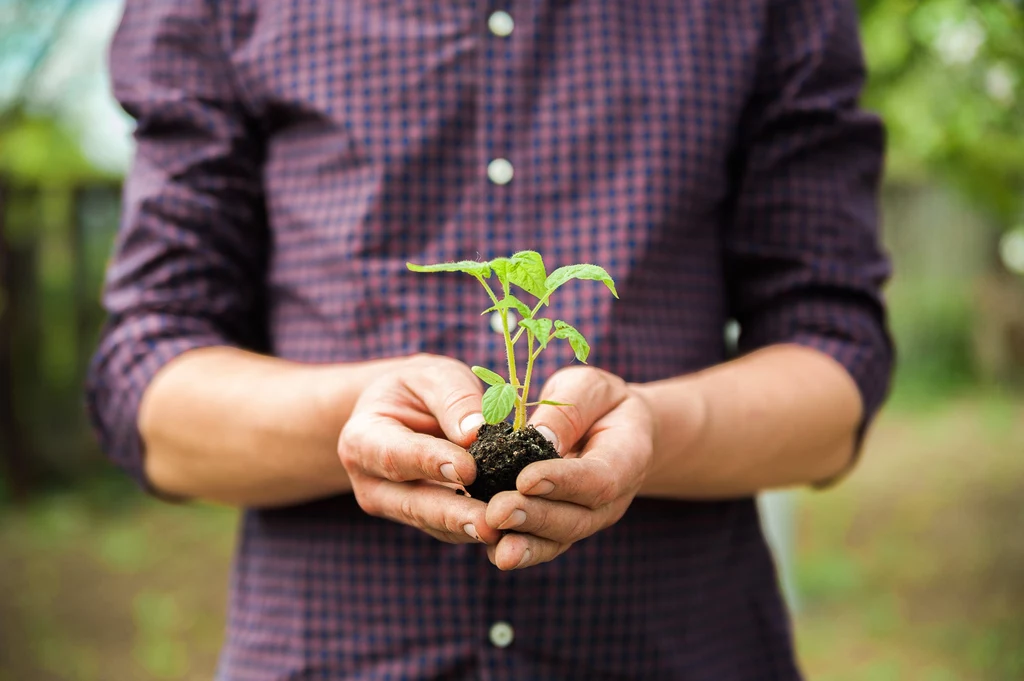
[758, 490, 800, 613]
[0, 179, 34, 500]
[72, 185, 92, 377]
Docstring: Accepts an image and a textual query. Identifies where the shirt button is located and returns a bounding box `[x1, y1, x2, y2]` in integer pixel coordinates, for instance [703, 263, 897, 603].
[490, 309, 517, 334]
[487, 158, 514, 185]
[488, 11, 514, 37]
[489, 621, 515, 648]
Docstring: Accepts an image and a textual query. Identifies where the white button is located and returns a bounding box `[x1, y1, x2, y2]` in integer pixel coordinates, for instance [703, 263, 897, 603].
[488, 11, 514, 37]
[487, 158, 514, 185]
[489, 621, 515, 648]
[490, 309, 517, 334]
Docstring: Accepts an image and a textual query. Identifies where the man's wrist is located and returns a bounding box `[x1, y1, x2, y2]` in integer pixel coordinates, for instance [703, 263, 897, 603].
[629, 378, 709, 496]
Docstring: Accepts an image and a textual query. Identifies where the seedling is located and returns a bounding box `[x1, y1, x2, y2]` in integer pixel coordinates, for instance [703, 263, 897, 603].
[406, 251, 617, 429]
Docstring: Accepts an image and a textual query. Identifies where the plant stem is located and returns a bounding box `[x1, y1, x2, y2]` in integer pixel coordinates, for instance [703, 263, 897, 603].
[475, 275, 502, 309]
[475, 275, 520, 392]
[493, 278, 521, 411]
[517, 332, 537, 430]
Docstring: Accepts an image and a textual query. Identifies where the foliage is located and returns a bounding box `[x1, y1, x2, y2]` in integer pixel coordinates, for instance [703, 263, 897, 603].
[407, 251, 617, 428]
[885, 279, 977, 407]
[857, 0, 1024, 225]
[0, 111, 119, 184]
[795, 401, 1024, 679]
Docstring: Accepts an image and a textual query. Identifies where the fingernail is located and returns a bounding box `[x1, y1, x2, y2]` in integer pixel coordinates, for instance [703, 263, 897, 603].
[514, 548, 532, 569]
[441, 463, 462, 484]
[460, 413, 486, 436]
[498, 509, 527, 530]
[527, 479, 555, 496]
[535, 425, 559, 452]
[464, 523, 482, 542]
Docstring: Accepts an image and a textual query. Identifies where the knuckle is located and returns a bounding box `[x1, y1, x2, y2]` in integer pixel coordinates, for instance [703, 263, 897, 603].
[440, 511, 462, 536]
[442, 384, 478, 414]
[399, 493, 420, 526]
[354, 488, 381, 517]
[590, 466, 619, 508]
[558, 403, 587, 439]
[420, 364, 444, 384]
[408, 352, 440, 372]
[566, 513, 593, 541]
[605, 374, 629, 402]
[605, 503, 629, 529]
[554, 365, 589, 382]
[377, 442, 405, 482]
[336, 425, 360, 464]
[337, 442, 356, 469]
[525, 501, 552, 534]
[423, 356, 463, 380]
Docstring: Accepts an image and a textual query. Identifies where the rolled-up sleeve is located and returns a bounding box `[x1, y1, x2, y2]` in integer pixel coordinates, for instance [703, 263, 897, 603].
[85, 0, 267, 489]
[724, 0, 895, 446]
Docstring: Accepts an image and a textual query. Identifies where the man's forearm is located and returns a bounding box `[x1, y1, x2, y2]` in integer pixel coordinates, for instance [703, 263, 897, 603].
[138, 347, 403, 507]
[634, 344, 864, 498]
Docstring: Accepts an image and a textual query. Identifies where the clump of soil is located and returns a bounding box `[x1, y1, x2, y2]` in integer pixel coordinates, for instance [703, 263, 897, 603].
[465, 422, 560, 503]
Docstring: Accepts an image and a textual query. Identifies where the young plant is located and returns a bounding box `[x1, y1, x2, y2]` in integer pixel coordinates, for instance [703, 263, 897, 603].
[407, 251, 617, 429]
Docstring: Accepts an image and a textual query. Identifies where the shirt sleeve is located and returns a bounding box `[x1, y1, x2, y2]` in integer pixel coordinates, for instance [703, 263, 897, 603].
[85, 0, 267, 491]
[724, 0, 895, 465]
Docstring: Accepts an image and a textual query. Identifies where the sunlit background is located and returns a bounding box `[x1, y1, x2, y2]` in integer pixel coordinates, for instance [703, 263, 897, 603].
[1, 1, 1023, 679]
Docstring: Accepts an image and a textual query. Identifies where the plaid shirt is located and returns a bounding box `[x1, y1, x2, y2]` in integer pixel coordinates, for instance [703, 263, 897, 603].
[87, 0, 892, 679]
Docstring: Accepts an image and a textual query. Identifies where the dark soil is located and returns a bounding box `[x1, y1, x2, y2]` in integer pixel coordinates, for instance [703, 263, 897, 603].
[465, 422, 560, 502]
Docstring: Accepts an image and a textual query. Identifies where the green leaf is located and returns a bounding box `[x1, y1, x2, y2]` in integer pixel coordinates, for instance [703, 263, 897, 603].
[519, 317, 553, 348]
[527, 399, 574, 407]
[407, 260, 491, 278]
[472, 366, 506, 386]
[544, 264, 618, 299]
[481, 295, 532, 318]
[507, 250, 548, 299]
[553, 320, 591, 363]
[482, 383, 517, 424]
[488, 257, 512, 287]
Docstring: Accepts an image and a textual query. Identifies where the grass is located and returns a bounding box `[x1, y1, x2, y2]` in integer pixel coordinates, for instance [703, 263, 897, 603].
[1, 395, 1022, 680]
[0, 482, 236, 681]
[793, 395, 1024, 680]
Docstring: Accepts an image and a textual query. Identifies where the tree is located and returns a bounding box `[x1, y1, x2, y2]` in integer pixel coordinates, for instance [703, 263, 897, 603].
[857, 0, 1024, 226]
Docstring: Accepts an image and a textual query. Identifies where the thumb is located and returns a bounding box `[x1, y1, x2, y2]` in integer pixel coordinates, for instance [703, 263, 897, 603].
[404, 356, 487, 447]
[527, 367, 627, 455]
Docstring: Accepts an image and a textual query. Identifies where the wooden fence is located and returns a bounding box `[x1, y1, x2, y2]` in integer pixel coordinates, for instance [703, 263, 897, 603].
[0, 178, 121, 500]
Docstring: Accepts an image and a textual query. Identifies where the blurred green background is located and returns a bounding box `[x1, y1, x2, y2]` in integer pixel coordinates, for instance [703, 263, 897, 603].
[1, 0, 1023, 679]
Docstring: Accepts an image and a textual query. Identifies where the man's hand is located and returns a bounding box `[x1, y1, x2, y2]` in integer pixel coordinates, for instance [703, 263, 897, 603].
[484, 367, 655, 570]
[338, 354, 503, 545]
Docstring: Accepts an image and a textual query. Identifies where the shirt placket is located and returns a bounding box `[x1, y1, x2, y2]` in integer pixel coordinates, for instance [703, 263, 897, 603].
[474, 2, 529, 678]
[478, 0, 522, 360]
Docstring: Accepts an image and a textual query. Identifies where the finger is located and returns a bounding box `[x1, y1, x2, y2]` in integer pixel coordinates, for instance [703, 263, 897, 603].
[486, 490, 615, 544]
[527, 366, 627, 455]
[340, 412, 477, 486]
[487, 531, 568, 571]
[402, 357, 488, 447]
[353, 474, 502, 545]
[517, 398, 652, 508]
[516, 457, 621, 510]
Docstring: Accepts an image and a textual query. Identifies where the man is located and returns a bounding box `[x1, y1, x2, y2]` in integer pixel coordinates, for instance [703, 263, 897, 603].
[87, 1, 893, 679]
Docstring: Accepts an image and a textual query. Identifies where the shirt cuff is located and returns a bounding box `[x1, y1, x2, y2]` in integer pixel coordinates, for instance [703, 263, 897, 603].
[85, 313, 235, 494]
[738, 296, 895, 484]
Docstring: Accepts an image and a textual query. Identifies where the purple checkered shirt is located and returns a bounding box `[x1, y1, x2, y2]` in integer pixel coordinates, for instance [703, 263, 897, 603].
[87, 1, 893, 679]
